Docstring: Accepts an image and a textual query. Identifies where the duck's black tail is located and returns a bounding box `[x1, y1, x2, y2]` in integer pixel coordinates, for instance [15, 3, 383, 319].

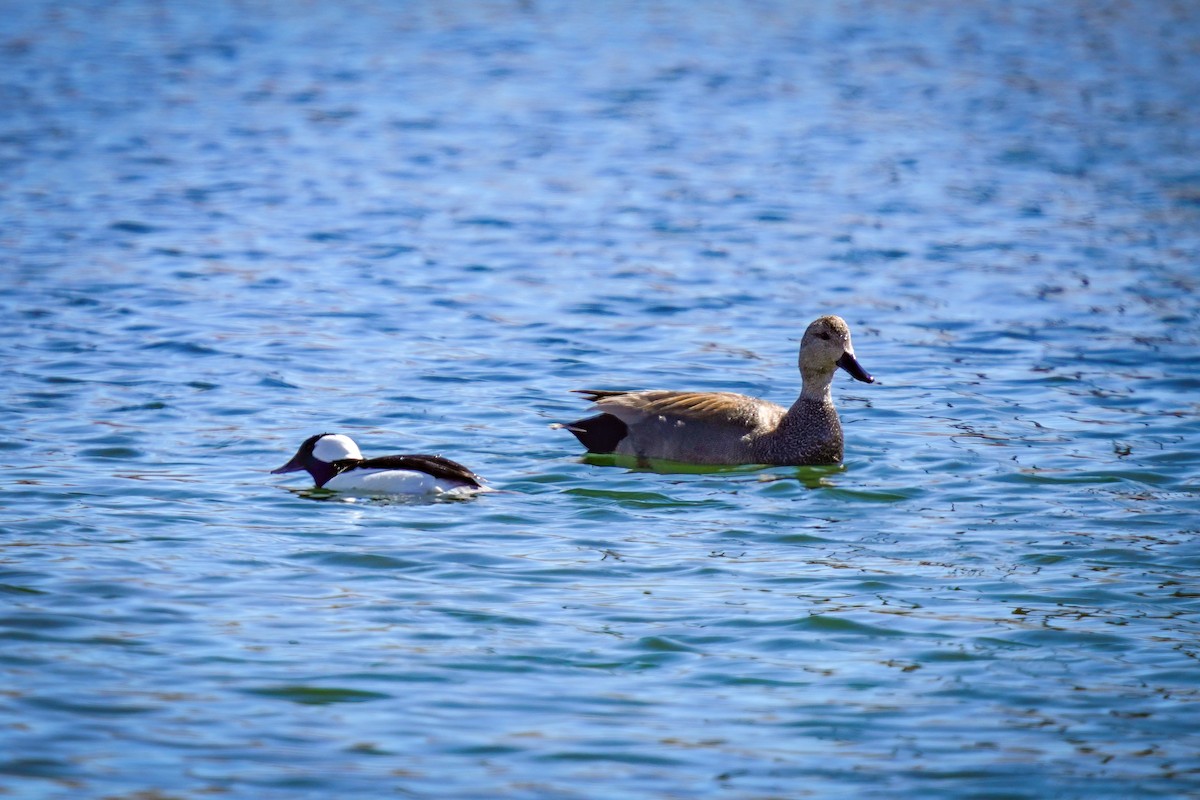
[560, 413, 628, 454]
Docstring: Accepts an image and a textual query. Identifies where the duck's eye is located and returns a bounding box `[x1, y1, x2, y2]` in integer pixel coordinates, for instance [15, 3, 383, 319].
[817, 332, 832, 341]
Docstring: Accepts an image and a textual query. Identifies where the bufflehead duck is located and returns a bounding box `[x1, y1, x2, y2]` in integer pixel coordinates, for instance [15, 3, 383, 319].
[272, 433, 487, 495]
[556, 315, 874, 466]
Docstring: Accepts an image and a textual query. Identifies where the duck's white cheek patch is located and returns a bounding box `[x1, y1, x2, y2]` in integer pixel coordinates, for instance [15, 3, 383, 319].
[313, 435, 363, 462]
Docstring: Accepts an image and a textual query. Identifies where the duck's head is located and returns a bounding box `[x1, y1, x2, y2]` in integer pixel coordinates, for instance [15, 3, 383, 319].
[799, 315, 874, 389]
[272, 433, 363, 482]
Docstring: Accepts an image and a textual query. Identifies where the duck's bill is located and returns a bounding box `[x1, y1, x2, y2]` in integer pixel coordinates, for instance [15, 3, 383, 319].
[837, 352, 875, 383]
[270, 455, 305, 474]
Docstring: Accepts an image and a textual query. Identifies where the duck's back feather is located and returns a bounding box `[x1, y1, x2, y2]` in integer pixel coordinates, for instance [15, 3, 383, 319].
[578, 389, 784, 430]
[332, 454, 483, 488]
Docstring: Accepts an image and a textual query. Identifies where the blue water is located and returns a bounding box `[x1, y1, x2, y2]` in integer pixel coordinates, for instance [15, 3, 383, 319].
[3, 2, 1199, 798]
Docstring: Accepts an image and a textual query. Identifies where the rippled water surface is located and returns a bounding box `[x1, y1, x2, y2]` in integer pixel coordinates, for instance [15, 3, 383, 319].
[3, 1, 1200, 798]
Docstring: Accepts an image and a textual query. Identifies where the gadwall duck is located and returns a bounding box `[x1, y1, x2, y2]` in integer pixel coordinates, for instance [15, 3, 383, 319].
[557, 315, 875, 466]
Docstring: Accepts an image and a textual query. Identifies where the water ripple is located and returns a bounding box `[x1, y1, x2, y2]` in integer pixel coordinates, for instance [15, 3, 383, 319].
[1, 1, 1198, 799]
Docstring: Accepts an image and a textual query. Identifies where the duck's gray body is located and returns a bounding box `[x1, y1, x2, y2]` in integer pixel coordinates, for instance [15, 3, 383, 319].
[561, 315, 874, 466]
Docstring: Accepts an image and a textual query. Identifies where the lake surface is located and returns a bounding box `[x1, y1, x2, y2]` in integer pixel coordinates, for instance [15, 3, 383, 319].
[2, 1, 1199, 798]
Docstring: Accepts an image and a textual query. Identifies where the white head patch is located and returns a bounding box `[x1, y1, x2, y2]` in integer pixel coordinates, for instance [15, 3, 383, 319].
[313, 434, 363, 463]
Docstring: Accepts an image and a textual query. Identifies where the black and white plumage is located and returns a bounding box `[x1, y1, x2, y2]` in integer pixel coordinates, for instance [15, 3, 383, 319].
[271, 433, 487, 495]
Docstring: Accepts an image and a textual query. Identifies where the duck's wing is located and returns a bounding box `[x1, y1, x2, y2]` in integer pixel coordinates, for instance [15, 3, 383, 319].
[338, 454, 484, 487]
[574, 389, 781, 429]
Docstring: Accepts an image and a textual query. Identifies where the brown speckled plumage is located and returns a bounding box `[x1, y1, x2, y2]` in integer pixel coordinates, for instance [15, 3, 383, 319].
[560, 315, 875, 466]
